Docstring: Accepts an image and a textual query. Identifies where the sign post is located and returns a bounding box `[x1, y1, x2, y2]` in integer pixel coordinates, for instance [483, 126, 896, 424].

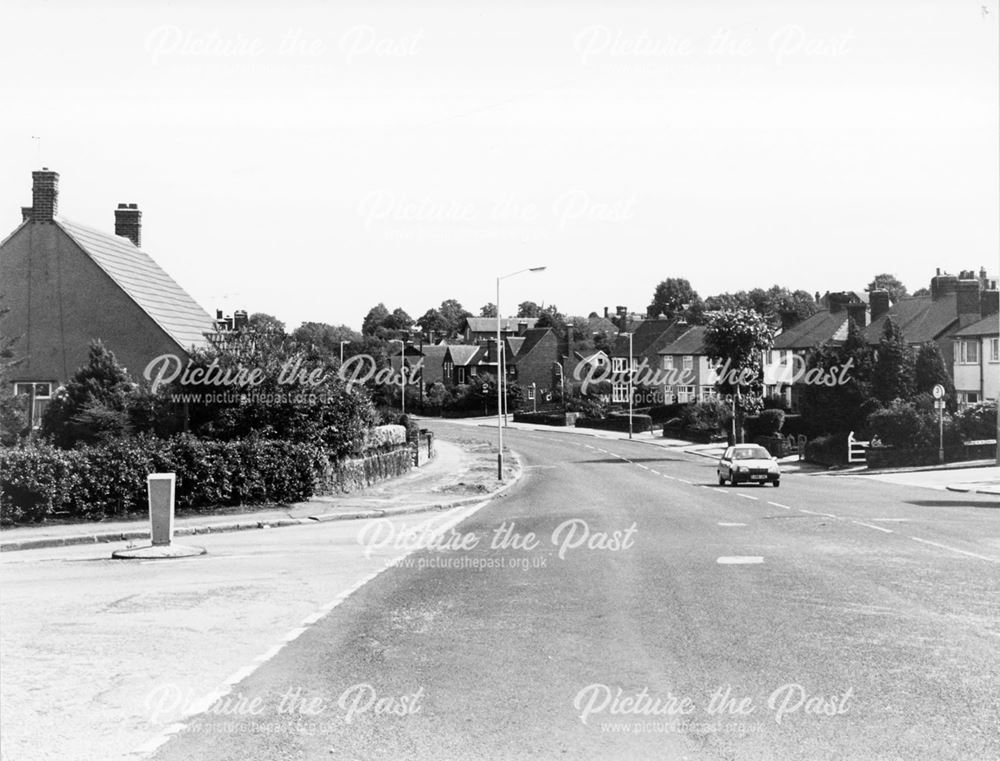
[933, 384, 946, 463]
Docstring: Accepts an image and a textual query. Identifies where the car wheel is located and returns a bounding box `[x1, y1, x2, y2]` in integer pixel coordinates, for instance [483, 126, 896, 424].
[728, 477, 737, 487]
[773, 480, 780, 488]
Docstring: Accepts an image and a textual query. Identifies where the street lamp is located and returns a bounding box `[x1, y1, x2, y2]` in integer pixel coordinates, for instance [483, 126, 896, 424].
[392, 338, 407, 416]
[620, 332, 634, 439]
[497, 266, 547, 479]
[339, 340, 351, 364]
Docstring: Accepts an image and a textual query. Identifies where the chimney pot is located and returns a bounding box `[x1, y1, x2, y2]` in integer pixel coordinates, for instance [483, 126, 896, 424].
[114, 203, 142, 247]
[846, 302, 867, 329]
[30, 169, 59, 222]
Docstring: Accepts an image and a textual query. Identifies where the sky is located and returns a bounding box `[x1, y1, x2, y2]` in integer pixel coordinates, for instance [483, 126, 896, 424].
[1, 0, 997, 331]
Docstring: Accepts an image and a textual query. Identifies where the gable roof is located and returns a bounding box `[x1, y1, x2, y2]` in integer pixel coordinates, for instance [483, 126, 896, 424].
[585, 316, 619, 335]
[953, 312, 999, 337]
[464, 317, 539, 333]
[512, 328, 554, 362]
[444, 345, 485, 366]
[419, 344, 450, 363]
[505, 336, 526, 358]
[863, 294, 957, 345]
[610, 318, 687, 357]
[57, 217, 215, 351]
[772, 310, 850, 350]
[659, 325, 709, 355]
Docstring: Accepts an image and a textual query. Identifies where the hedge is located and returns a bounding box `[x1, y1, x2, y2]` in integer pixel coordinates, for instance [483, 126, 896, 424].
[0, 434, 325, 524]
[512, 411, 575, 426]
[577, 414, 653, 433]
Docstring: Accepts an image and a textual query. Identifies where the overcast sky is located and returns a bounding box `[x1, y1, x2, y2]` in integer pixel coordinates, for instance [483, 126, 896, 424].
[2, 1, 997, 330]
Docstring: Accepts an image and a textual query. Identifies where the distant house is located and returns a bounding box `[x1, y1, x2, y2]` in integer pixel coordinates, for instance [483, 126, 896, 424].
[0, 169, 216, 426]
[864, 269, 998, 402]
[951, 313, 999, 406]
[762, 292, 873, 411]
[507, 328, 561, 398]
[608, 318, 689, 404]
[461, 317, 537, 343]
[442, 344, 492, 385]
[415, 344, 449, 387]
[657, 325, 724, 404]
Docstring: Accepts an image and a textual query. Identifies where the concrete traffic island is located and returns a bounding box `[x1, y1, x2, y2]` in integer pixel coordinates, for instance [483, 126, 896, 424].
[111, 474, 206, 560]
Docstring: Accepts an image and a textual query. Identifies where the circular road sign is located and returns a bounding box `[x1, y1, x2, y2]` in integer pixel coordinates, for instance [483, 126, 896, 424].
[932, 384, 945, 400]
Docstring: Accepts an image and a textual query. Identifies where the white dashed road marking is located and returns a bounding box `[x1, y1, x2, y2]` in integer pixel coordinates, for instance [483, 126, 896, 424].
[717, 522, 747, 527]
[737, 494, 758, 501]
[767, 502, 791, 510]
[910, 537, 1000, 563]
[717, 556, 764, 565]
[851, 520, 894, 534]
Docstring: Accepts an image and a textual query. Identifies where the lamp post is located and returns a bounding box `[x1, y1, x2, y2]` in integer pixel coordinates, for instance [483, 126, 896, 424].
[497, 266, 547, 479]
[392, 338, 407, 415]
[339, 340, 351, 365]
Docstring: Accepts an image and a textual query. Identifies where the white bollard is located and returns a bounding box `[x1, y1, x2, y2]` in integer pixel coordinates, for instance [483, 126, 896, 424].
[147, 473, 176, 547]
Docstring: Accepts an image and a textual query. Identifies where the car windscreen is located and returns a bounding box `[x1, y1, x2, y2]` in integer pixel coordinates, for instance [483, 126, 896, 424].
[734, 447, 770, 460]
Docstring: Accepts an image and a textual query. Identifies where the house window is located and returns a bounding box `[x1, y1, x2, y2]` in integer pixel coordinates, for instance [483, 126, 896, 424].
[676, 385, 695, 403]
[682, 355, 693, 371]
[456, 367, 466, 384]
[662, 356, 674, 371]
[991, 338, 999, 363]
[611, 357, 627, 373]
[13, 381, 53, 429]
[527, 385, 536, 400]
[957, 391, 980, 407]
[699, 385, 717, 401]
[956, 340, 979, 364]
[612, 383, 631, 403]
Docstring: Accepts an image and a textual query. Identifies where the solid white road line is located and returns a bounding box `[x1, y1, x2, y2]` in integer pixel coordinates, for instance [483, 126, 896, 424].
[717, 556, 764, 564]
[910, 537, 1000, 563]
[767, 502, 791, 510]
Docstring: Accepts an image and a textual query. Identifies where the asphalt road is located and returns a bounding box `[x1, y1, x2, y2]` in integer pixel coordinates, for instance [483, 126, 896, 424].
[145, 422, 1000, 761]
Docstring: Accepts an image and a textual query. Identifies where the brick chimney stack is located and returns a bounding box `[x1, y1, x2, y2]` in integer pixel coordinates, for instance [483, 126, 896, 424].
[846, 302, 867, 329]
[869, 289, 890, 321]
[778, 309, 799, 331]
[31, 168, 59, 222]
[114, 203, 142, 247]
[956, 276, 981, 328]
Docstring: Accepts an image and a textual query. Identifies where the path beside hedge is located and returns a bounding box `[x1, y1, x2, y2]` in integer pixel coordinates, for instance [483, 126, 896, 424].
[0, 439, 522, 552]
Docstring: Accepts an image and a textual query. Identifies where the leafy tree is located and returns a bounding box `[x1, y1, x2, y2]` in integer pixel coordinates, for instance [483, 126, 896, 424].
[704, 309, 773, 441]
[416, 308, 449, 337]
[866, 273, 908, 304]
[647, 278, 698, 319]
[872, 317, 915, 403]
[362, 303, 391, 336]
[41, 341, 135, 448]
[438, 299, 472, 336]
[480, 303, 497, 318]
[291, 322, 360, 361]
[517, 301, 541, 318]
[914, 342, 954, 400]
[384, 308, 413, 332]
[0, 305, 27, 445]
[798, 322, 876, 436]
[536, 305, 566, 331]
[704, 286, 817, 328]
[912, 287, 930, 297]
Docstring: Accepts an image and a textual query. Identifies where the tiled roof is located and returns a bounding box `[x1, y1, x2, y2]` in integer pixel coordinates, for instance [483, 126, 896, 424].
[505, 336, 526, 357]
[772, 310, 850, 350]
[58, 218, 215, 351]
[610, 318, 685, 356]
[419, 345, 450, 362]
[953, 312, 999, 337]
[512, 328, 553, 362]
[864, 294, 958, 345]
[445, 345, 484, 366]
[659, 325, 709, 355]
[464, 317, 538, 333]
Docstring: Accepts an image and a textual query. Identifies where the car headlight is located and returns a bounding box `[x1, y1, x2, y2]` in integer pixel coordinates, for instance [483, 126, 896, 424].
[735, 465, 746, 473]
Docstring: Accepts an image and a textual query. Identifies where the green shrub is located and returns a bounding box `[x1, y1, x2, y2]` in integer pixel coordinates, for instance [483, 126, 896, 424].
[0, 443, 78, 523]
[804, 434, 846, 466]
[954, 401, 998, 441]
[757, 409, 785, 435]
[680, 399, 731, 432]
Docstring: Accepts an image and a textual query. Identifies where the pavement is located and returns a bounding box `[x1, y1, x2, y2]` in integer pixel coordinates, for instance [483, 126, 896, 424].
[0, 437, 522, 553]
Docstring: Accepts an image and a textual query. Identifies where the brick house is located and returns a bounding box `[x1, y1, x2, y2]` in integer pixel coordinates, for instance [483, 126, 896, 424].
[607, 318, 688, 403]
[507, 328, 561, 401]
[762, 292, 873, 411]
[656, 325, 725, 404]
[1, 169, 216, 426]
